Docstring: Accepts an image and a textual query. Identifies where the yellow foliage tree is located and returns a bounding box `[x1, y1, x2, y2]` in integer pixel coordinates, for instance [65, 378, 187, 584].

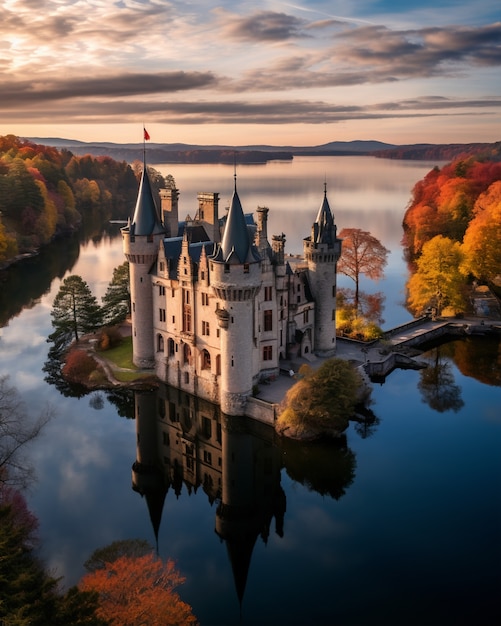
[462, 181, 501, 283]
[407, 235, 468, 316]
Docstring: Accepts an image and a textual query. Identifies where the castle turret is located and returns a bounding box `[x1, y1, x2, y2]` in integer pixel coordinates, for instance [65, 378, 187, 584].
[210, 176, 261, 415]
[303, 184, 342, 356]
[122, 164, 165, 367]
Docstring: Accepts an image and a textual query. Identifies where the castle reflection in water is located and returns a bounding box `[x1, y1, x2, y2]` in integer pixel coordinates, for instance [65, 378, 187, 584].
[131, 383, 356, 604]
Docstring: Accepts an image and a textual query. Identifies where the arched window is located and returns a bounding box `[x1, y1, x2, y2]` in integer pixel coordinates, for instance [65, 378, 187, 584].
[168, 338, 175, 357]
[201, 349, 211, 370]
[157, 334, 164, 352]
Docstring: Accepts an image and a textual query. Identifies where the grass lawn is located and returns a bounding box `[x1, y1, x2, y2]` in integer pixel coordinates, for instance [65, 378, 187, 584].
[97, 336, 137, 369]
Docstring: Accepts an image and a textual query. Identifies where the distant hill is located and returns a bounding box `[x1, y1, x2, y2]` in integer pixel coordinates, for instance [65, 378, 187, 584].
[26, 137, 499, 164]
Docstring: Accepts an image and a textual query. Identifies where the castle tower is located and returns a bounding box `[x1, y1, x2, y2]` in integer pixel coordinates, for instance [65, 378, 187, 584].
[196, 192, 220, 243]
[160, 186, 179, 238]
[303, 184, 342, 356]
[122, 164, 165, 367]
[131, 391, 168, 548]
[210, 176, 261, 416]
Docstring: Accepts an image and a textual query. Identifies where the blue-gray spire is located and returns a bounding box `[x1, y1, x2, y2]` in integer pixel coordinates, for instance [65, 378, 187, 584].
[314, 183, 335, 244]
[131, 165, 164, 236]
[214, 174, 259, 264]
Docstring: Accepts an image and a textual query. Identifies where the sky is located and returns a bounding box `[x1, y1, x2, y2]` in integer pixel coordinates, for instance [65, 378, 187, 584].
[2, 0, 501, 146]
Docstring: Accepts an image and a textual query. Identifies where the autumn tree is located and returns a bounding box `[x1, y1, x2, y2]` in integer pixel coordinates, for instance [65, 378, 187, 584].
[276, 358, 365, 439]
[406, 235, 468, 316]
[462, 180, 501, 284]
[79, 549, 198, 626]
[48, 275, 103, 353]
[0, 375, 53, 489]
[102, 262, 130, 326]
[337, 228, 389, 313]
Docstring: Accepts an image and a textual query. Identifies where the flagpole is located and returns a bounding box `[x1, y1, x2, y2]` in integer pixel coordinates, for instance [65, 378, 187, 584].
[143, 124, 146, 166]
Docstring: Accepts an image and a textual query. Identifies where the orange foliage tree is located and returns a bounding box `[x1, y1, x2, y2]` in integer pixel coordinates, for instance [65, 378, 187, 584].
[462, 180, 501, 283]
[402, 157, 501, 260]
[337, 228, 389, 313]
[79, 553, 198, 626]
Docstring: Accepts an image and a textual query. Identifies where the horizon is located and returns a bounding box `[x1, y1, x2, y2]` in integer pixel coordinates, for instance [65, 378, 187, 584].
[2, 1, 500, 146]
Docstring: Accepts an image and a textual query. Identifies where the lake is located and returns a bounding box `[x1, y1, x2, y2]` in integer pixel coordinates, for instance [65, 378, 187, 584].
[0, 156, 499, 625]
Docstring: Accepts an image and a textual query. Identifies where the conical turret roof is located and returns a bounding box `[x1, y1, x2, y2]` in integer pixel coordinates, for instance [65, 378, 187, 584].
[212, 176, 260, 264]
[131, 164, 164, 236]
[314, 183, 335, 245]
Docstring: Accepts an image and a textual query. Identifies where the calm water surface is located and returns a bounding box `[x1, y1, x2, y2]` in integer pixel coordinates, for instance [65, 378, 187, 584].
[0, 157, 499, 625]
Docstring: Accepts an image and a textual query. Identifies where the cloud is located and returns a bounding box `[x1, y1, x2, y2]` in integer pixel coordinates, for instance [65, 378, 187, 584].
[0, 2, 499, 142]
[0, 71, 218, 106]
[216, 9, 310, 42]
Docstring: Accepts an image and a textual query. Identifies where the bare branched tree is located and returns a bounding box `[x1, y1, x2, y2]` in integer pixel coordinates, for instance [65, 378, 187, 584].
[0, 375, 53, 489]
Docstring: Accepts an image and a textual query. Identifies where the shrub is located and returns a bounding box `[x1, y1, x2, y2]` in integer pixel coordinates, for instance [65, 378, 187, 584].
[63, 349, 99, 382]
[97, 326, 122, 351]
[277, 358, 364, 438]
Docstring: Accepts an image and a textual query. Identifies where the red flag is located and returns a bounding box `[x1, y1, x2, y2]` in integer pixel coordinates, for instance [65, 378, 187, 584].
[143, 127, 150, 141]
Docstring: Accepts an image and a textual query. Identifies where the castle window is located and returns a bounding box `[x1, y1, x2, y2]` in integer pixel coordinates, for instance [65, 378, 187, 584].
[159, 308, 166, 322]
[201, 270, 205, 280]
[159, 262, 165, 272]
[182, 289, 192, 332]
[159, 285, 165, 296]
[172, 315, 175, 324]
[201, 349, 211, 370]
[186, 456, 194, 471]
[224, 263, 230, 273]
[183, 343, 191, 365]
[216, 354, 221, 376]
[157, 334, 164, 352]
[184, 372, 190, 384]
[202, 416, 212, 438]
[263, 345, 272, 361]
[172, 289, 175, 297]
[168, 338, 175, 357]
[332, 286, 336, 297]
[264, 286, 272, 301]
[332, 309, 336, 320]
[264, 310, 273, 332]
[304, 309, 309, 324]
[201, 292, 209, 306]
[297, 295, 301, 303]
[202, 321, 210, 336]
[203, 450, 212, 465]
[243, 263, 249, 273]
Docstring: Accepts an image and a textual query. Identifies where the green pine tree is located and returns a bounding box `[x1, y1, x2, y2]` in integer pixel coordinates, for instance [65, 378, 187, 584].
[101, 262, 130, 326]
[48, 275, 102, 353]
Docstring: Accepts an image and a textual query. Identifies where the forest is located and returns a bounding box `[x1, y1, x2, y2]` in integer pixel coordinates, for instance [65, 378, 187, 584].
[0, 135, 139, 266]
[402, 144, 501, 315]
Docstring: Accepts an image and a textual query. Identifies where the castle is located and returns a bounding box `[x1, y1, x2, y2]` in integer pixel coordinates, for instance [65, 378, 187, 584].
[122, 161, 342, 416]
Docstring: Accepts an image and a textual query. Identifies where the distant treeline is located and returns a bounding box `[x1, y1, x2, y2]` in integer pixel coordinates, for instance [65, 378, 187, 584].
[59, 145, 294, 164]
[0, 135, 140, 266]
[373, 142, 501, 161]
